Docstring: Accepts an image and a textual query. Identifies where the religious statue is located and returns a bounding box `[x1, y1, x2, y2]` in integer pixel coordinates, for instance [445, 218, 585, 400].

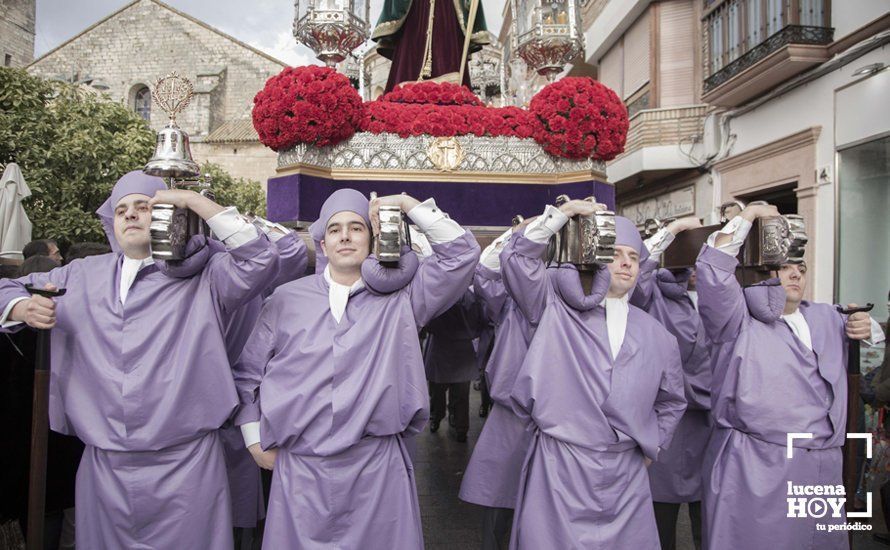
[372, 0, 489, 92]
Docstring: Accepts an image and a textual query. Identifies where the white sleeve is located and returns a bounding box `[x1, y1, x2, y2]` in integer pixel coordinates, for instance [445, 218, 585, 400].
[705, 216, 753, 257]
[479, 228, 514, 270]
[240, 421, 261, 448]
[0, 296, 28, 328]
[865, 317, 886, 347]
[406, 198, 465, 244]
[252, 216, 291, 243]
[524, 205, 569, 244]
[644, 227, 676, 261]
[206, 207, 260, 249]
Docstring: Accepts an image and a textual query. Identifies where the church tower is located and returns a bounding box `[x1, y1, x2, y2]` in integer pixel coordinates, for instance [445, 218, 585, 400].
[0, 0, 36, 67]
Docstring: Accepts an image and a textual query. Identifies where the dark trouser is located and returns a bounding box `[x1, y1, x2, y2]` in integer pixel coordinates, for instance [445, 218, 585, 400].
[653, 501, 702, 550]
[481, 506, 513, 550]
[430, 381, 470, 434]
[479, 372, 493, 415]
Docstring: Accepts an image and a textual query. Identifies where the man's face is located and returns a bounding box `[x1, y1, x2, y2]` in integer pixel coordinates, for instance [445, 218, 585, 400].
[607, 244, 640, 298]
[777, 262, 807, 306]
[46, 242, 62, 263]
[319, 211, 371, 272]
[112, 194, 152, 254]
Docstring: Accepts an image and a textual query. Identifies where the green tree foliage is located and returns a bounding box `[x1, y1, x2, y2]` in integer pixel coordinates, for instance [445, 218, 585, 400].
[199, 162, 266, 218]
[0, 68, 267, 246]
[0, 67, 155, 244]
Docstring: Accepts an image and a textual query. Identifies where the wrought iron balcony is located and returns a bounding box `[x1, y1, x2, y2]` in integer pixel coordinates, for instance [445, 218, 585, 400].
[704, 24, 833, 92]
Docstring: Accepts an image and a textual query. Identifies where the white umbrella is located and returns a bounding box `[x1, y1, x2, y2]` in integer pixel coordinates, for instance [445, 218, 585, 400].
[0, 162, 33, 260]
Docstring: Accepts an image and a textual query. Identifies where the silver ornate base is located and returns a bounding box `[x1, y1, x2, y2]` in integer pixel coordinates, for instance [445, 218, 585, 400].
[277, 132, 606, 179]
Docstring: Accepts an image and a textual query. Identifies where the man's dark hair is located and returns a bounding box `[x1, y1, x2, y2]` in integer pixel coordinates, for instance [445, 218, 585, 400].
[22, 239, 57, 259]
[65, 242, 111, 264]
[0, 264, 20, 279]
[18, 255, 59, 276]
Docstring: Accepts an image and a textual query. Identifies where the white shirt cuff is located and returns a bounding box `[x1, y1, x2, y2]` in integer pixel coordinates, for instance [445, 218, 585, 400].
[524, 205, 569, 244]
[479, 228, 513, 270]
[207, 207, 259, 249]
[407, 198, 465, 244]
[0, 296, 28, 328]
[251, 216, 291, 243]
[865, 317, 886, 346]
[706, 216, 753, 257]
[241, 421, 261, 448]
[644, 227, 675, 261]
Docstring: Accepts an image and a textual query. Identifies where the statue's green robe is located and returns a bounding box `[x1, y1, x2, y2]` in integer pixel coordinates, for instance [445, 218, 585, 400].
[373, 0, 489, 92]
[373, 0, 489, 54]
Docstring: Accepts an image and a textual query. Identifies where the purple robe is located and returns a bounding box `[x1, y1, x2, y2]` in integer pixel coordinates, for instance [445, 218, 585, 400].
[631, 259, 713, 503]
[695, 245, 849, 550]
[219, 232, 308, 528]
[423, 287, 485, 384]
[0, 235, 280, 549]
[459, 262, 537, 509]
[502, 233, 686, 550]
[233, 232, 479, 549]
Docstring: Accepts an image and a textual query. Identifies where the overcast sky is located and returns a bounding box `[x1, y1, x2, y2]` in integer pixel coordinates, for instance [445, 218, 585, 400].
[34, 0, 506, 66]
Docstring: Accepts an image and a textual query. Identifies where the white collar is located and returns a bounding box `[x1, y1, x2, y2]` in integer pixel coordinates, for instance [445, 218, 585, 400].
[323, 265, 364, 323]
[119, 255, 154, 305]
[600, 293, 630, 307]
[322, 265, 364, 293]
[600, 293, 630, 360]
[123, 255, 155, 268]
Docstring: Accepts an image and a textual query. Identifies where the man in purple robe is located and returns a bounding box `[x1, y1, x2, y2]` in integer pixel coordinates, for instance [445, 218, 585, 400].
[233, 188, 480, 549]
[502, 199, 687, 550]
[458, 225, 543, 549]
[631, 217, 712, 550]
[0, 170, 280, 549]
[217, 224, 308, 547]
[696, 202, 883, 550]
[424, 287, 485, 442]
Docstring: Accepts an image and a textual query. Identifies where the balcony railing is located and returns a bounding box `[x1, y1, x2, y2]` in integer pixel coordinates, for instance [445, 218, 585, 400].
[615, 105, 709, 160]
[704, 24, 833, 91]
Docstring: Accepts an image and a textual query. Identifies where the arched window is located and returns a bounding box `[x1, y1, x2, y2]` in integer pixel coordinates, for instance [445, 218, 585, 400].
[134, 86, 151, 121]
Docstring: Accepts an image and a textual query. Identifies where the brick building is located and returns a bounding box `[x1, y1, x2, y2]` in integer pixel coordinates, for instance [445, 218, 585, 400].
[27, 0, 287, 187]
[1, 0, 36, 68]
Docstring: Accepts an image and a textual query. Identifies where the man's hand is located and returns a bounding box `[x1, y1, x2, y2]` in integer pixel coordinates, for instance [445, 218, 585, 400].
[739, 203, 779, 223]
[846, 303, 873, 341]
[666, 216, 702, 235]
[149, 189, 197, 209]
[150, 189, 225, 221]
[248, 443, 278, 470]
[11, 283, 58, 329]
[558, 199, 607, 219]
[513, 215, 538, 233]
[369, 194, 421, 235]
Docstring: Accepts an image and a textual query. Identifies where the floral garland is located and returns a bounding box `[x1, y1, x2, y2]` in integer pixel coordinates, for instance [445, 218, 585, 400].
[251, 65, 364, 151]
[379, 81, 483, 106]
[252, 68, 628, 160]
[361, 102, 535, 139]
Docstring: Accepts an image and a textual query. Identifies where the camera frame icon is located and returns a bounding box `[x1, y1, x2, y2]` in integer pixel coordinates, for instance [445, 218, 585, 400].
[786, 432, 873, 518]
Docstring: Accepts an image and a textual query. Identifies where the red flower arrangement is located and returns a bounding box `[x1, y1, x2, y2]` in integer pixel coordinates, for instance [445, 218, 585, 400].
[528, 77, 629, 161]
[252, 67, 628, 161]
[380, 81, 483, 106]
[361, 102, 535, 140]
[252, 65, 364, 151]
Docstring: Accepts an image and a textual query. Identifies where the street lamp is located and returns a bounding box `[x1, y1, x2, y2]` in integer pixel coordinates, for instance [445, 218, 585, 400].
[293, 0, 371, 67]
[510, 0, 585, 81]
